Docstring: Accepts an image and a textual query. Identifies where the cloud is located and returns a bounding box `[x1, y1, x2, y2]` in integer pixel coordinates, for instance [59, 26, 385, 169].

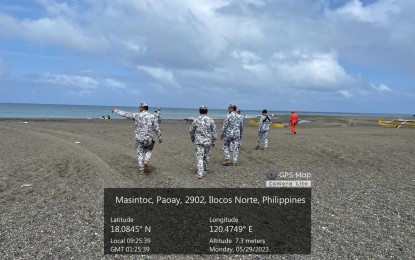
[0, 6, 109, 52]
[22, 17, 109, 52]
[39, 73, 134, 92]
[0, 0, 414, 113]
[338, 90, 353, 98]
[40, 73, 98, 89]
[0, 12, 18, 36]
[38, 73, 99, 96]
[123, 41, 147, 55]
[270, 50, 354, 89]
[230, 50, 268, 74]
[371, 82, 392, 92]
[137, 66, 180, 88]
[36, 0, 79, 18]
[104, 78, 126, 90]
[331, 0, 401, 24]
[326, 0, 415, 74]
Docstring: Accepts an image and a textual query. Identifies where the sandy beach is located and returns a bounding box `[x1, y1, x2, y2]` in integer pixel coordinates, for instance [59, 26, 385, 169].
[1, 115, 414, 259]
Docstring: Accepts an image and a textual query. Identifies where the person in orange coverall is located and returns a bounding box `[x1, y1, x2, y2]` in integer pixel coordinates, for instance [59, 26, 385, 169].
[289, 111, 299, 134]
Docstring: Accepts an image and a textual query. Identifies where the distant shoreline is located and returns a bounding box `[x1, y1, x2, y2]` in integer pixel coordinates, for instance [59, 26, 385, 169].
[0, 102, 412, 119]
[0, 114, 412, 123]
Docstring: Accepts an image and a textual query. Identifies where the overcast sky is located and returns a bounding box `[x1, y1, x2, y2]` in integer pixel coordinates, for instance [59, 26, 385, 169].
[0, 0, 413, 113]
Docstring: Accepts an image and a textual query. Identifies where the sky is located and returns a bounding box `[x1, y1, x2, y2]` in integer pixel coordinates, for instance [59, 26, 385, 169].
[0, 0, 413, 113]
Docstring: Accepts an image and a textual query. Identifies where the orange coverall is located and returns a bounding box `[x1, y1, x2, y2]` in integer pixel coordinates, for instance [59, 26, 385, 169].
[289, 112, 299, 134]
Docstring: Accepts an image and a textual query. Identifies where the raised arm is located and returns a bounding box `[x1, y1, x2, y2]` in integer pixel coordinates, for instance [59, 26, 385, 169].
[112, 108, 136, 120]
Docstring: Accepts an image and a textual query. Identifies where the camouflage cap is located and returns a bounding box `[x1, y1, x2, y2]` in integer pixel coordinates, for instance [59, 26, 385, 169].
[140, 102, 149, 107]
[228, 103, 237, 108]
[199, 105, 208, 110]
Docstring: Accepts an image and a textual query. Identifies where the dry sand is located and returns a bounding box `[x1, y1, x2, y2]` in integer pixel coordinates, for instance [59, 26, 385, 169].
[0, 115, 414, 259]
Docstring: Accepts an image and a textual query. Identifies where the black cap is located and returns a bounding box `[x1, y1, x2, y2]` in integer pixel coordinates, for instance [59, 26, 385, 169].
[199, 105, 208, 114]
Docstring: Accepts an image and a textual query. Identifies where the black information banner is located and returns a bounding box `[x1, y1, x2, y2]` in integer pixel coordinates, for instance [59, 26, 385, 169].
[104, 188, 311, 254]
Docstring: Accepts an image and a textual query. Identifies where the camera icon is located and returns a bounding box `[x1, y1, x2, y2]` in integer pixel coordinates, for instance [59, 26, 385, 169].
[266, 170, 277, 180]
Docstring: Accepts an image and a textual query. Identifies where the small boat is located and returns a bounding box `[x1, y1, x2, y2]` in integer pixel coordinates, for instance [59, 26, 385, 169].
[271, 122, 285, 128]
[378, 119, 415, 128]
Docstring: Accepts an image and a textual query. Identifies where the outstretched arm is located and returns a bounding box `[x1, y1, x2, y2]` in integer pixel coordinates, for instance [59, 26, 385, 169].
[112, 108, 136, 120]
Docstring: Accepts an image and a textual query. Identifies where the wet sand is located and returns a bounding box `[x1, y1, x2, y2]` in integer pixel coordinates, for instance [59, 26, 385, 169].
[0, 115, 414, 259]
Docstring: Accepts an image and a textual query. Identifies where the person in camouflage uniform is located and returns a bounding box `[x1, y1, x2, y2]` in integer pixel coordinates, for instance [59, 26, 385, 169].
[154, 108, 162, 125]
[221, 104, 243, 166]
[189, 105, 217, 179]
[236, 109, 245, 148]
[256, 109, 271, 151]
[112, 102, 162, 175]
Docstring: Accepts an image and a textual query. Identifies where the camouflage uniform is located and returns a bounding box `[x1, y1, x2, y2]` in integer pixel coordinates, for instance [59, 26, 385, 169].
[114, 109, 161, 171]
[222, 111, 243, 163]
[154, 110, 161, 125]
[257, 114, 271, 148]
[190, 115, 217, 175]
[237, 113, 245, 147]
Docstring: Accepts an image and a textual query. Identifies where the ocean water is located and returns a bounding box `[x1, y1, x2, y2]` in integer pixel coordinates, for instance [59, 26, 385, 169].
[0, 103, 408, 120]
[0, 103, 260, 119]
